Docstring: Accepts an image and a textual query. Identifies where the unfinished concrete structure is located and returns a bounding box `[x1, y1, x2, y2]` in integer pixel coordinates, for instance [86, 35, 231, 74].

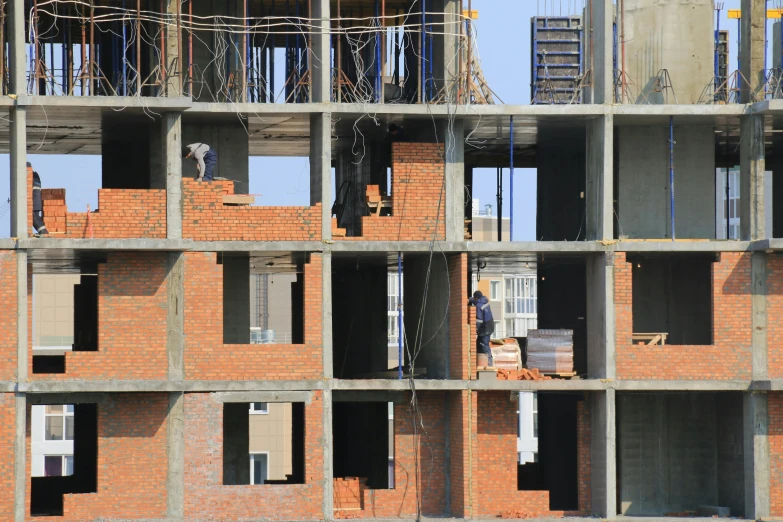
[0, 0, 781, 520]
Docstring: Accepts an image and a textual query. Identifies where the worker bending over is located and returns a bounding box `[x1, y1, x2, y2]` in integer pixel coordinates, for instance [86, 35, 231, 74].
[469, 290, 494, 366]
[30, 163, 48, 236]
[182, 143, 217, 181]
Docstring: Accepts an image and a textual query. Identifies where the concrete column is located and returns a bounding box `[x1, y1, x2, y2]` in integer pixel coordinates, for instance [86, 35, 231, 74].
[16, 251, 27, 381]
[165, 0, 183, 96]
[444, 119, 464, 242]
[311, 0, 330, 103]
[740, 0, 766, 103]
[9, 0, 25, 95]
[310, 113, 332, 239]
[322, 389, 334, 520]
[586, 252, 615, 380]
[322, 253, 333, 380]
[167, 253, 184, 380]
[166, 392, 184, 519]
[439, 0, 460, 103]
[586, 114, 613, 240]
[751, 252, 768, 381]
[587, 0, 613, 104]
[10, 107, 26, 239]
[740, 114, 765, 241]
[591, 389, 617, 519]
[163, 112, 183, 239]
[14, 393, 26, 522]
[744, 392, 770, 519]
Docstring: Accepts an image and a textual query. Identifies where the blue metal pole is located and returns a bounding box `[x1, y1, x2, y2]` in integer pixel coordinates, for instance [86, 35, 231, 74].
[738, 18, 741, 74]
[669, 116, 675, 240]
[397, 252, 403, 379]
[375, 0, 381, 102]
[510, 115, 514, 241]
[421, 0, 426, 102]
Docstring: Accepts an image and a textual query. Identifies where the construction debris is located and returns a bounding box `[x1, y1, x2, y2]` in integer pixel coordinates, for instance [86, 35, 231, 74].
[497, 368, 552, 381]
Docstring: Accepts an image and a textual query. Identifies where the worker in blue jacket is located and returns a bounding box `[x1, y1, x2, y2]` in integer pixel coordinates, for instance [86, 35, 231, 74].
[469, 290, 494, 366]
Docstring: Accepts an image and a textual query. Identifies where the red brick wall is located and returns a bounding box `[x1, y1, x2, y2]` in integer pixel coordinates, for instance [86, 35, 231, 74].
[28, 169, 166, 239]
[0, 252, 17, 380]
[334, 392, 448, 518]
[183, 391, 324, 520]
[771, 392, 783, 516]
[184, 252, 323, 380]
[0, 394, 15, 520]
[339, 143, 445, 241]
[25, 394, 169, 521]
[30, 253, 168, 381]
[449, 254, 470, 380]
[615, 252, 752, 380]
[474, 392, 591, 518]
[768, 258, 783, 378]
[182, 179, 322, 241]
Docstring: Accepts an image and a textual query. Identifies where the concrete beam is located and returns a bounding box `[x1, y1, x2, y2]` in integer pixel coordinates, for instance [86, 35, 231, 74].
[591, 389, 616, 519]
[740, 114, 766, 241]
[444, 119, 465, 242]
[166, 392, 184, 520]
[586, 114, 613, 240]
[10, 107, 26, 239]
[163, 112, 183, 239]
[8, 0, 25, 96]
[311, 0, 330, 103]
[26, 393, 110, 404]
[740, 0, 766, 103]
[586, 253, 615, 380]
[744, 392, 770, 519]
[332, 390, 407, 403]
[211, 391, 313, 404]
[310, 113, 332, 239]
[752, 253, 768, 381]
[167, 253, 184, 381]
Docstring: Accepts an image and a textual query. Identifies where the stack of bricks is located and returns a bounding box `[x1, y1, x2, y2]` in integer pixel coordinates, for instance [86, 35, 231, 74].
[26, 167, 166, 239]
[339, 143, 446, 241]
[333, 478, 363, 511]
[182, 179, 322, 241]
[614, 252, 752, 380]
[183, 252, 323, 380]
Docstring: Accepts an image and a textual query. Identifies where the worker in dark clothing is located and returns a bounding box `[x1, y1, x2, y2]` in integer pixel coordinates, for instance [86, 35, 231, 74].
[30, 163, 48, 236]
[182, 143, 217, 181]
[469, 290, 494, 366]
[388, 123, 407, 142]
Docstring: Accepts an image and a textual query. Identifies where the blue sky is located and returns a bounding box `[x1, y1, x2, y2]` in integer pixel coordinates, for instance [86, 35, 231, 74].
[0, 0, 757, 239]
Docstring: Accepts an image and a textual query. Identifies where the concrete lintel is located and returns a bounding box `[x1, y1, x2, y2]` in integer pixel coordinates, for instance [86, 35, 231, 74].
[330, 103, 609, 118]
[15, 238, 324, 252]
[26, 393, 111, 404]
[333, 390, 407, 403]
[612, 104, 747, 118]
[19, 380, 326, 393]
[17, 95, 193, 110]
[614, 240, 753, 252]
[0, 382, 16, 392]
[211, 391, 312, 404]
[612, 380, 751, 391]
[188, 102, 326, 114]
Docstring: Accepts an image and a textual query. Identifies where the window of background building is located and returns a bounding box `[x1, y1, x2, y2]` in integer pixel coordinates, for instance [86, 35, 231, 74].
[45, 405, 74, 441]
[490, 280, 499, 300]
[503, 276, 538, 337]
[44, 455, 74, 477]
[387, 273, 403, 347]
[250, 452, 269, 484]
[249, 403, 269, 414]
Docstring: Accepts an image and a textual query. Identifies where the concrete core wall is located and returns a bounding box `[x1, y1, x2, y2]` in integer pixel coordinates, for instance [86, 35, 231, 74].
[623, 0, 714, 104]
[617, 393, 745, 517]
[537, 126, 586, 241]
[618, 125, 715, 239]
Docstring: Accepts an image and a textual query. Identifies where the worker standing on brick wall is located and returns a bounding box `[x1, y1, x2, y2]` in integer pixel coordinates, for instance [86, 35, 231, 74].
[29, 162, 49, 236]
[469, 290, 494, 366]
[182, 143, 217, 181]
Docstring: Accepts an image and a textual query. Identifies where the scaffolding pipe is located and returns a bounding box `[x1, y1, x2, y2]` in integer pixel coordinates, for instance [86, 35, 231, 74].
[419, 0, 424, 103]
[397, 252, 403, 380]
[89, 0, 94, 95]
[122, 0, 127, 95]
[34, 0, 39, 94]
[375, 0, 381, 102]
[243, 0, 248, 102]
[714, 5, 719, 100]
[160, 0, 166, 94]
[669, 116, 675, 240]
[177, 0, 182, 95]
[188, 0, 193, 96]
[136, 0, 141, 95]
[271, 0, 275, 101]
[466, 0, 471, 104]
[510, 115, 514, 241]
[307, 0, 312, 103]
[337, 0, 341, 102]
[81, 12, 86, 94]
[496, 166, 502, 241]
[726, 126, 730, 238]
[620, 0, 625, 102]
[381, 0, 385, 102]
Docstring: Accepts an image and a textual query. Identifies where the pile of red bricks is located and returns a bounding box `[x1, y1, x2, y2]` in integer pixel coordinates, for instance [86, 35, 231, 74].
[496, 368, 552, 381]
[333, 477, 364, 511]
[182, 179, 321, 241]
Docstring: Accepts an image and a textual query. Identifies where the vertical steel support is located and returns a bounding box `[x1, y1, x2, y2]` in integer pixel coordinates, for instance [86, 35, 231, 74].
[669, 116, 675, 240]
[509, 115, 514, 241]
[397, 252, 403, 379]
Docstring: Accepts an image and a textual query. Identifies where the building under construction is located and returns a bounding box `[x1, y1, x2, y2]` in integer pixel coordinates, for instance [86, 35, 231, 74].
[0, 0, 782, 520]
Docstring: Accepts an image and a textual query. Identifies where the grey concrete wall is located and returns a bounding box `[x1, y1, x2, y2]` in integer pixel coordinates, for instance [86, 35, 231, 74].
[618, 393, 729, 516]
[537, 126, 585, 241]
[716, 393, 745, 516]
[618, 125, 715, 239]
[623, 0, 713, 104]
[223, 254, 250, 344]
[402, 254, 450, 379]
[182, 122, 249, 191]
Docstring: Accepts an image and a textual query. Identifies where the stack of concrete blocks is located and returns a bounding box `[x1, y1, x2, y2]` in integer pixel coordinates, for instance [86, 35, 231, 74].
[527, 330, 575, 374]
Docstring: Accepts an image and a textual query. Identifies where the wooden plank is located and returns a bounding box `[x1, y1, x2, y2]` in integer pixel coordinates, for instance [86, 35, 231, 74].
[223, 194, 255, 205]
